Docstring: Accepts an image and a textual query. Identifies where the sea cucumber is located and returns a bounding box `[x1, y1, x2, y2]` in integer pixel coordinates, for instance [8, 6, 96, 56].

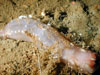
[0, 17, 97, 74]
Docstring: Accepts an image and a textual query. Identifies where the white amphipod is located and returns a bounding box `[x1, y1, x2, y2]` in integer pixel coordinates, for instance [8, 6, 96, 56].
[0, 18, 97, 74]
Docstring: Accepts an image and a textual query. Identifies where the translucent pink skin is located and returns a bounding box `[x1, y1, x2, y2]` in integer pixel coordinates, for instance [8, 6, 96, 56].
[62, 46, 96, 73]
[0, 18, 97, 73]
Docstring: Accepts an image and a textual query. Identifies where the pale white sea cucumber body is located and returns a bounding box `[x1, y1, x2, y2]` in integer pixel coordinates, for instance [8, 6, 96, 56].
[0, 18, 97, 74]
[2, 18, 65, 48]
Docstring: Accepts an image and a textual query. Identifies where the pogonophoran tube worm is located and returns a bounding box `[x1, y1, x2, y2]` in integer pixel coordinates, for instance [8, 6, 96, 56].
[0, 17, 97, 74]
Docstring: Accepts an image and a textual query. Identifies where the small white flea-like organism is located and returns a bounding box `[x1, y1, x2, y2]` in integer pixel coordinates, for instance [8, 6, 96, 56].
[0, 17, 97, 74]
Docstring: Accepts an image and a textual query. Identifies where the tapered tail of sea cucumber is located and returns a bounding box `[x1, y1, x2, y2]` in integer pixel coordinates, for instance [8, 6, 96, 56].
[0, 30, 5, 38]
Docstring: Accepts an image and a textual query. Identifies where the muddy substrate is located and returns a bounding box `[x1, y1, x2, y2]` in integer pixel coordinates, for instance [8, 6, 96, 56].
[0, 0, 100, 75]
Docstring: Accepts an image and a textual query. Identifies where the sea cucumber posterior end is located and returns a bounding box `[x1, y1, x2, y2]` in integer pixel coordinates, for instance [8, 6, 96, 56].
[61, 46, 97, 74]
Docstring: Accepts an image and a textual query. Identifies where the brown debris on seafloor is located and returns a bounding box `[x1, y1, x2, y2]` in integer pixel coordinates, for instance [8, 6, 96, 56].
[0, 39, 60, 75]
